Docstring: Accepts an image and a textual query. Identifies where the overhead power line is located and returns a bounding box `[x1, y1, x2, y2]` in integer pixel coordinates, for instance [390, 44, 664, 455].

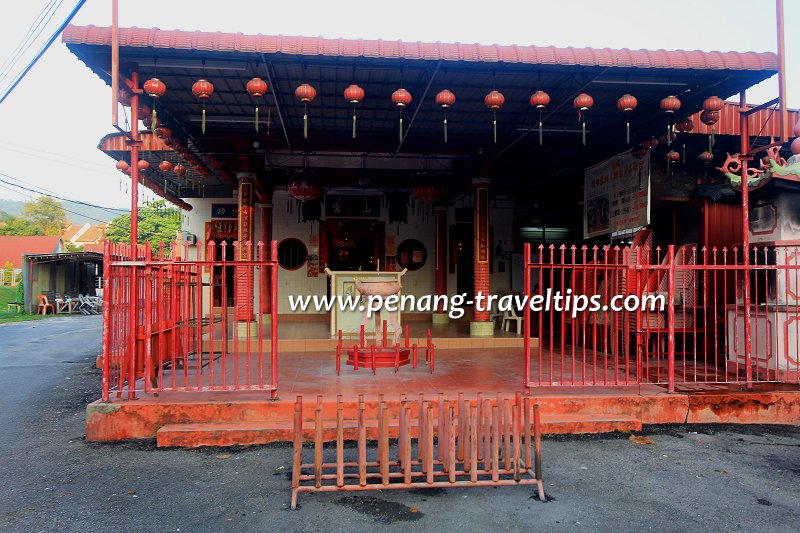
[0, 0, 87, 107]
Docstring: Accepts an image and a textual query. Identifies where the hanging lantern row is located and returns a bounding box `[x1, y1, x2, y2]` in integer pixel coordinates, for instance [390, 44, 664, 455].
[139, 80, 732, 151]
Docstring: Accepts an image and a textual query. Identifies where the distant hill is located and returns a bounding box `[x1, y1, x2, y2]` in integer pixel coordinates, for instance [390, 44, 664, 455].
[0, 198, 128, 226]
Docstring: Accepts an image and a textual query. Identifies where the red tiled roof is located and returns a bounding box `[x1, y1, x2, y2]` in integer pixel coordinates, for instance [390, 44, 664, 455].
[0, 236, 63, 269]
[62, 25, 779, 72]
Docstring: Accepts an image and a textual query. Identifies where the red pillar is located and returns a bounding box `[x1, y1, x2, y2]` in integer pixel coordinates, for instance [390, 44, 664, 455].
[470, 177, 493, 336]
[260, 194, 273, 316]
[236, 174, 255, 322]
[433, 206, 449, 324]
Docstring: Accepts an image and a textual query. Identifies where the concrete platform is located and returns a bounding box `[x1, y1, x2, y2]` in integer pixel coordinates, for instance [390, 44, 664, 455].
[87, 345, 800, 446]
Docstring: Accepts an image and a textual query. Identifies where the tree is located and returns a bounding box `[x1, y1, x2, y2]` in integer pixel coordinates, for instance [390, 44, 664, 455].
[0, 197, 67, 236]
[105, 200, 181, 246]
[0, 215, 42, 236]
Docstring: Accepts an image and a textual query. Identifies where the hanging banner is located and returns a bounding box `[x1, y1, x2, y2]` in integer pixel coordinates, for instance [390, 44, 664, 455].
[584, 150, 650, 239]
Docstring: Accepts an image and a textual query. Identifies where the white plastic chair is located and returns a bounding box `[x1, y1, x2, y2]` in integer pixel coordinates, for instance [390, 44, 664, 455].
[501, 307, 523, 334]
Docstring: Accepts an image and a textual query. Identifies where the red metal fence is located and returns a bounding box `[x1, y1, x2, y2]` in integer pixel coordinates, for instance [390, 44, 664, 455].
[102, 239, 279, 401]
[291, 393, 544, 509]
[523, 242, 800, 389]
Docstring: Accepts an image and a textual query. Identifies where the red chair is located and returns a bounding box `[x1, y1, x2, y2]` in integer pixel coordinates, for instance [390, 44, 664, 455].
[37, 295, 54, 315]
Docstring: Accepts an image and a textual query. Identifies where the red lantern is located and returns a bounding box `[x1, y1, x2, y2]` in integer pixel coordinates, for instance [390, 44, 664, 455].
[660, 95, 681, 114]
[631, 146, 648, 160]
[675, 118, 694, 133]
[659, 132, 677, 145]
[115, 160, 129, 173]
[659, 95, 681, 147]
[154, 126, 171, 140]
[573, 93, 593, 146]
[295, 83, 317, 139]
[391, 88, 413, 143]
[435, 89, 456, 143]
[246, 77, 268, 132]
[642, 137, 659, 150]
[702, 95, 724, 113]
[343, 84, 365, 139]
[485, 90, 505, 144]
[288, 179, 321, 202]
[143, 78, 166, 126]
[137, 160, 150, 171]
[411, 184, 444, 203]
[616, 94, 638, 144]
[665, 150, 680, 162]
[192, 79, 214, 134]
[698, 151, 714, 164]
[530, 90, 550, 146]
[159, 160, 173, 173]
[173, 164, 187, 178]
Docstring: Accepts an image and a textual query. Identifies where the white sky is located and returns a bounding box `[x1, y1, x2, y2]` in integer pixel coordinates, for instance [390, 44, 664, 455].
[0, 0, 796, 218]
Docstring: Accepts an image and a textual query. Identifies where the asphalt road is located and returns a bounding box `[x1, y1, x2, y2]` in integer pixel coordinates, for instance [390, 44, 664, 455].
[1, 317, 799, 532]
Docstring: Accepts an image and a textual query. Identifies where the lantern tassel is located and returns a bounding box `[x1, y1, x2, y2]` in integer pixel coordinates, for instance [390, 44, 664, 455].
[538, 109, 543, 146]
[399, 109, 404, 143]
[443, 108, 448, 143]
[151, 104, 157, 131]
[625, 112, 630, 145]
[267, 107, 271, 135]
[667, 122, 672, 146]
[711, 125, 715, 148]
[582, 120, 586, 146]
[352, 108, 357, 139]
[303, 103, 308, 139]
[201, 105, 206, 135]
[682, 143, 686, 164]
[255, 106, 259, 133]
[493, 110, 497, 144]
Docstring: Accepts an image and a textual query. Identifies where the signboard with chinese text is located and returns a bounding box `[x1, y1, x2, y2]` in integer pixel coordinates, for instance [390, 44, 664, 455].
[211, 203, 238, 218]
[583, 151, 650, 239]
[325, 194, 381, 218]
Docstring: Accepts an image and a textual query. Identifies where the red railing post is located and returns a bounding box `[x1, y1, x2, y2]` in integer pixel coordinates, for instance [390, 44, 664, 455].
[523, 242, 531, 392]
[270, 239, 279, 399]
[101, 240, 112, 402]
[667, 244, 676, 393]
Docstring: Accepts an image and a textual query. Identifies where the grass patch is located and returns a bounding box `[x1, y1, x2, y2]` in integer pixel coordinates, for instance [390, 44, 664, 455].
[0, 285, 45, 324]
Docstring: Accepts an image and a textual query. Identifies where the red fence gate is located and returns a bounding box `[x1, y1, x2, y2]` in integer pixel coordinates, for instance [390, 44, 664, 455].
[101, 239, 279, 400]
[523, 242, 800, 390]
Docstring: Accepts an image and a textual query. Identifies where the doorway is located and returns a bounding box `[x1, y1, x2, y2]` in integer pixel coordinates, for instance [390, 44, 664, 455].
[324, 219, 384, 271]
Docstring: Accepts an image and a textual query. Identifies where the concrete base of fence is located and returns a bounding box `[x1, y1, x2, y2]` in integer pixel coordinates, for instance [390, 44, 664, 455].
[85, 388, 800, 445]
[432, 312, 450, 325]
[469, 321, 495, 337]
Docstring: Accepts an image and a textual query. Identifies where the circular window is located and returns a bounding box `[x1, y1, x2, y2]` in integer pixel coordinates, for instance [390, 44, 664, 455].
[277, 238, 308, 270]
[396, 239, 427, 271]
